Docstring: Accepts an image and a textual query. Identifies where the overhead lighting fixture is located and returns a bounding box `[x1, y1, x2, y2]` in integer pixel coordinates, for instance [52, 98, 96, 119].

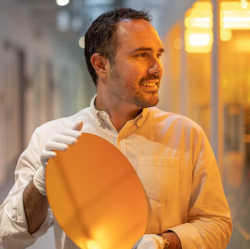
[185, 30, 213, 53]
[79, 36, 85, 48]
[185, 17, 211, 29]
[56, 0, 70, 7]
[184, 2, 213, 53]
[220, 1, 250, 40]
[185, 1, 250, 52]
[189, 33, 211, 47]
[221, 2, 250, 29]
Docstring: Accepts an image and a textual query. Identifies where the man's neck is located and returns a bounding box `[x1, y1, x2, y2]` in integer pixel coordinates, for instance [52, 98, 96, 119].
[95, 95, 142, 132]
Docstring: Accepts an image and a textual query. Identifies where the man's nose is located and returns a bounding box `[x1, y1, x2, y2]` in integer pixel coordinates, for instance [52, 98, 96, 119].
[148, 57, 163, 77]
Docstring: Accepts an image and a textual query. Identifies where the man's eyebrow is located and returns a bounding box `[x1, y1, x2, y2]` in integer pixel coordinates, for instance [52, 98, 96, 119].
[131, 47, 165, 53]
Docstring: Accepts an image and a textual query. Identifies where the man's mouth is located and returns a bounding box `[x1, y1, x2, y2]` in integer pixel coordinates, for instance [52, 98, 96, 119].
[141, 80, 159, 91]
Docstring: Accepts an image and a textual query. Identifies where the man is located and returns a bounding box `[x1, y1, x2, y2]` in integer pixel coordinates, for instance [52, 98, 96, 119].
[0, 8, 232, 249]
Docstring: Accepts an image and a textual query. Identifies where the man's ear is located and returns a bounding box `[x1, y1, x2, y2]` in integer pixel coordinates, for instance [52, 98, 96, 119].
[90, 53, 110, 80]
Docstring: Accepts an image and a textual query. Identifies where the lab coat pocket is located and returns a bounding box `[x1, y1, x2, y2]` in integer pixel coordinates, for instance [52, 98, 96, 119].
[137, 156, 179, 202]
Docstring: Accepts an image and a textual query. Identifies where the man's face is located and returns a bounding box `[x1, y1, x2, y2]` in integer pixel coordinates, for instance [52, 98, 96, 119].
[106, 19, 164, 109]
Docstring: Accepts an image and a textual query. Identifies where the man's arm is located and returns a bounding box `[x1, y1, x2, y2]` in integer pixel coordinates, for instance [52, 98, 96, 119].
[22, 120, 83, 234]
[168, 128, 232, 249]
[0, 128, 53, 249]
[23, 180, 49, 234]
[0, 120, 83, 248]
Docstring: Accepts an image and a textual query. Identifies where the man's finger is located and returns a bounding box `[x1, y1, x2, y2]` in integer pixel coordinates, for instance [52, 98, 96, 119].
[54, 134, 77, 145]
[46, 141, 68, 151]
[41, 151, 56, 166]
[62, 129, 81, 138]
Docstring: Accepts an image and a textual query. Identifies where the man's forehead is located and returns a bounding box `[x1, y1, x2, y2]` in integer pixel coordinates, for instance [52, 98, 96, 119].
[117, 19, 156, 36]
[116, 19, 164, 49]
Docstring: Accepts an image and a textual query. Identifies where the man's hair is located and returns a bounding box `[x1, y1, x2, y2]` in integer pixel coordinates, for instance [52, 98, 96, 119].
[84, 8, 151, 85]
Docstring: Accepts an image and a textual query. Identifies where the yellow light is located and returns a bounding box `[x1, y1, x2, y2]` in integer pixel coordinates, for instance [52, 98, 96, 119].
[86, 240, 101, 249]
[185, 2, 213, 29]
[185, 17, 211, 28]
[190, 2, 212, 11]
[184, 2, 213, 53]
[184, 1, 250, 49]
[189, 33, 210, 46]
[241, 0, 248, 9]
[220, 28, 232, 41]
[221, 2, 250, 30]
[222, 13, 250, 29]
[185, 30, 213, 53]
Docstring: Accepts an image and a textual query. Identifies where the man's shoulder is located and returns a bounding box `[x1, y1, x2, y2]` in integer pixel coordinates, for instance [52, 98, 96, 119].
[147, 107, 203, 132]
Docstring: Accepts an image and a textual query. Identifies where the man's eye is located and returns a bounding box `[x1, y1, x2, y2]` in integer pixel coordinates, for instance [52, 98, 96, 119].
[141, 53, 148, 57]
[135, 53, 149, 58]
[157, 53, 163, 58]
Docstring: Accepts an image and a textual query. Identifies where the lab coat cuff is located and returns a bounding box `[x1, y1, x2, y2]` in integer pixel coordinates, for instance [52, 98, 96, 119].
[169, 223, 204, 249]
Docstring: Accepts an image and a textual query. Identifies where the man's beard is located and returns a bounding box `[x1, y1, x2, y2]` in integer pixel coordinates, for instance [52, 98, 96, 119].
[110, 67, 161, 108]
[133, 90, 159, 108]
[134, 75, 161, 108]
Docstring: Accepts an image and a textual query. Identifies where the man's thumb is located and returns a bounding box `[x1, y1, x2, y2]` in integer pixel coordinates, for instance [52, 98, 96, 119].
[72, 120, 83, 131]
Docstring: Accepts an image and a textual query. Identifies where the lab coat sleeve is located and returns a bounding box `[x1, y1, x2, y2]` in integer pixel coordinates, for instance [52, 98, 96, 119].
[169, 128, 232, 249]
[0, 128, 53, 249]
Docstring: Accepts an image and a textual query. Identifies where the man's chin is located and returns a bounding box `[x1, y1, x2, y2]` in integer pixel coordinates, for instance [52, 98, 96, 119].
[146, 99, 159, 107]
[135, 95, 159, 108]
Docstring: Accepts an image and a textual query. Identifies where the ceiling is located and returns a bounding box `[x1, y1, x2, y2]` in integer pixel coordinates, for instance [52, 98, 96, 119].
[4, 0, 197, 38]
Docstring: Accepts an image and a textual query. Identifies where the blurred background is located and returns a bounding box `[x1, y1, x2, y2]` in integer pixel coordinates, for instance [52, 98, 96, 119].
[0, 0, 249, 248]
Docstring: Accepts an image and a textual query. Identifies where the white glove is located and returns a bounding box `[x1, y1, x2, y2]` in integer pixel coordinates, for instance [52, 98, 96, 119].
[33, 120, 83, 195]
[136, 234, 165, 249]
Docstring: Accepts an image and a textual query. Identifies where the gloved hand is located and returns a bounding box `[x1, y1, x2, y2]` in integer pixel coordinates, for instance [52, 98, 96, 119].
[33, 120, 83, 195]
[136, 234, 165, 249]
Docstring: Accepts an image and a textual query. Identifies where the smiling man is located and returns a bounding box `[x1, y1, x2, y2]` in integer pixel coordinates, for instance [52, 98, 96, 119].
[92, 17, 164, 131]
[0, 8, 232, 249]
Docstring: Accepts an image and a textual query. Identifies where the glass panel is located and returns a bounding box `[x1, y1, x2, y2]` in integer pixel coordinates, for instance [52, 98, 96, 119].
[161, 1, 212, 137]
[220, 2, 250, 247]
[163, 0, 250, 247]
